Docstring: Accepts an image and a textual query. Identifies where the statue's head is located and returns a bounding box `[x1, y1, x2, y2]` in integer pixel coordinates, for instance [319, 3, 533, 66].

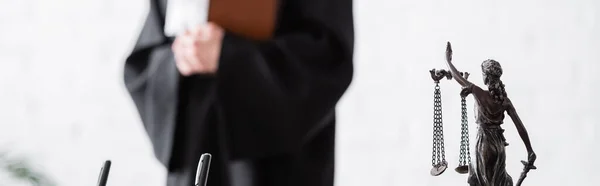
[481, 59, 503, 85]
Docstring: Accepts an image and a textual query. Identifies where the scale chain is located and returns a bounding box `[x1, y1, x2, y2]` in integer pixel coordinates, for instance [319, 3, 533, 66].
[434, 84, 446, 165]
[458, 94, 471, 166]
[432, 84, 437, 166]
[463, 95, 471, 164]
[432, 83, 446, 166]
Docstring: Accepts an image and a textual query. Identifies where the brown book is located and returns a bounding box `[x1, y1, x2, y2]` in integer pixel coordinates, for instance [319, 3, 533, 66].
[208, 0, 278, 41]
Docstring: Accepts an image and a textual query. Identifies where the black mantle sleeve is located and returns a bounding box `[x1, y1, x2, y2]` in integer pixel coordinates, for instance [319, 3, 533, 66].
[216, 0, 354, 159]
[123, 0, 179, 166]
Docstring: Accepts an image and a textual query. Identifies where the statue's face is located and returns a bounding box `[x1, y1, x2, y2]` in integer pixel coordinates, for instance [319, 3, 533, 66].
[482, 72, 489, 85]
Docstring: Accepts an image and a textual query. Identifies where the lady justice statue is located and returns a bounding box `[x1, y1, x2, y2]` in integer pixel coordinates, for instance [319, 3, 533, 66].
[442, 42, 537, 186]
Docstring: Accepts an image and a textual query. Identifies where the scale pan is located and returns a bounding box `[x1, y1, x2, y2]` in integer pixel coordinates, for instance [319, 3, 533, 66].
[430, 161, 448, 176]
[455, 165, 469, 174]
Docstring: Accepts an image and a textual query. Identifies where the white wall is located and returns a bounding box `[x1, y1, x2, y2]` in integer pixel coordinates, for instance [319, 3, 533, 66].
[0, 0, 598, 186]
[0, 0, 164, 185]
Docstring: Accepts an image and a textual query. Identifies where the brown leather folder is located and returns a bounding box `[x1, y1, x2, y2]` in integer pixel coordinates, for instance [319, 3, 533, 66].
[208, 0, 278, 41]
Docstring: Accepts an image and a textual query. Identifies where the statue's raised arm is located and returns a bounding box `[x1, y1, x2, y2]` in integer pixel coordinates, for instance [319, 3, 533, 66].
[444, 42, 473, 88]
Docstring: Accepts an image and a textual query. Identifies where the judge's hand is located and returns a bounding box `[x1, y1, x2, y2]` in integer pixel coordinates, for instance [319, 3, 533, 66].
[172, 22, 225, 76]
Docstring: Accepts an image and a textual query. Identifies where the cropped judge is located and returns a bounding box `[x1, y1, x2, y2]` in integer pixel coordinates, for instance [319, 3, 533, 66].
[123, 0, 354, 185]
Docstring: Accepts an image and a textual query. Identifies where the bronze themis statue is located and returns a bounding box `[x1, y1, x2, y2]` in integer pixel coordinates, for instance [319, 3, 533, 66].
[429, 42, 537, 186]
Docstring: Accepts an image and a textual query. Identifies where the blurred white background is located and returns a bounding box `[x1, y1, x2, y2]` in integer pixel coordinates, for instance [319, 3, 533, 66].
[0, 0, 598, 185]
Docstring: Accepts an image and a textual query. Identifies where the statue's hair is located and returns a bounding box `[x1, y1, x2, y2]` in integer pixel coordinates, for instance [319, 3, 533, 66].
[482, 59, 507, 103]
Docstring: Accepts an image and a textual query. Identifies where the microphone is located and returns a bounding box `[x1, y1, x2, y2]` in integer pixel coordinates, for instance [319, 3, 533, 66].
[194, 153, 212, 186]
[97, 160, 111, 186]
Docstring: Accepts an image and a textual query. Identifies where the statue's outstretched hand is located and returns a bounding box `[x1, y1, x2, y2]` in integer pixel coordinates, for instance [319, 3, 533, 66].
[446, 42, 453, 63]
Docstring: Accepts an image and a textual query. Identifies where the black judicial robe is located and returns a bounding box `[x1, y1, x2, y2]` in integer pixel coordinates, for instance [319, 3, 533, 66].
[123, 0, 354, 185]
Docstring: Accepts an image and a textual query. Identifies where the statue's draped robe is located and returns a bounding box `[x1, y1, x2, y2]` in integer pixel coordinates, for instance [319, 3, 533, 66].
[468, 85, 513, 186]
